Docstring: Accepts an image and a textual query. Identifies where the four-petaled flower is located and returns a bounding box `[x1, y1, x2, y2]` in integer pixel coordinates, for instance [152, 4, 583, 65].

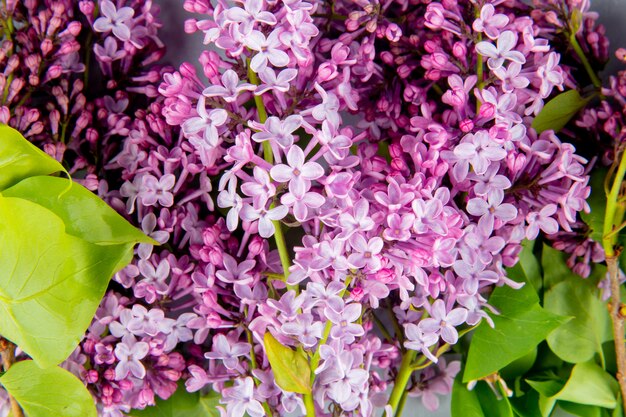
[93, 0, 135, 41]
[270, 145, 324, 197]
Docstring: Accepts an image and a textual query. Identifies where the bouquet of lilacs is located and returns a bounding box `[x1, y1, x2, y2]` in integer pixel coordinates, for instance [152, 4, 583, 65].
[0, 0, 624, 416]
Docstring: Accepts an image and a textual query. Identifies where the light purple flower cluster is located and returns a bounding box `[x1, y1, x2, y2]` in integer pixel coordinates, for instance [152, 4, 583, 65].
[150, 0, 598, 415]
[0, 0, 615, 416]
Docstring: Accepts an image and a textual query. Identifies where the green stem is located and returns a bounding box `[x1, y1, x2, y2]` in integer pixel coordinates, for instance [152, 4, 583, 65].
[387, 350, 417, 413]
[396, 390, 409, 417]
[247, 62, 294, 288]
[303, 393, 316, 417]
[603, 148, 626, 256]
[570, 33, 602, 89]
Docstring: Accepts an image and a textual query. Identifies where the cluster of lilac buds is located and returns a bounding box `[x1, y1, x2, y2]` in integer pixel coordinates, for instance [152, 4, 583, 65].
[0, 0, 617, 416]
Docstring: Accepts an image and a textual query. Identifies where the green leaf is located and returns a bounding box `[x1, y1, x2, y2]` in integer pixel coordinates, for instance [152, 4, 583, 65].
[507, 240, 542, 293]
[451, 373, 514, 417]
[451, 375, 485, 417]
[130, 385, 220, 417]
[541, 244, 575, 290]
[463, 282, 567, 382]
[0, 196, 136, 367]
[528, 362, 617, 410]
[532, 90, 590, 134]
[580, 169, 608, 244]
[3, 177, 154, 245]
[501, 348, 538, 381]
[544, 264, 612, 364]
[0, 360, 96, 417]
[264, 332, 312, 394]
[510, 390, 543, 417]
[559, 402, 602, 417]
[0, 125, 67, 191]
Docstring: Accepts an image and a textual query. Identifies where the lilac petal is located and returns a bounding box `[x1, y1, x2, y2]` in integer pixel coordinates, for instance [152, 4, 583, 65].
[441, 326, 459, 344]
[496, 203, 518, 222]
[112, 24, 131, 41]
[258, 217, 275, 238]
[475, 42, 498, 58]
[128, 360, 146, 379]
[100, 0, 116, 17]
[117, 7, 135, 20]
[446, 308, 468, 326]
[270, 164, 293, 183]
[300, 161, 324, 180]
[467, 198, 489, 216]
[343, 303, 362, 322]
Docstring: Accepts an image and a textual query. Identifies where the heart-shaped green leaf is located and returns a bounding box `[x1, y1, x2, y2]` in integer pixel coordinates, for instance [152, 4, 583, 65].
[0, 196, 136, 367]
[532, 90, 590, 134]
[463, 279, 567, 382]
[3, 176, 154, 246]
[0, 360, 96, 417]
[264, 332, 312, 394]
[0, 124, 66, 191]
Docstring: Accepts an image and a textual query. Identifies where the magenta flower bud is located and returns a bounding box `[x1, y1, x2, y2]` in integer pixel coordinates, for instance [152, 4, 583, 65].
[377, 97, 390, 112]
[79, 0, 95, 15]
[58, 39, 80, 55]
[385, 23, 402, 42]
[103, 369, 116, 381]
[452, 42, 467, 58]
[119, 379, 133, 391]
[0, 106, 9, 124]
[397, 64, 412, 79]
[350, 286, 365, 302]
[380, 51, 394, 65]
[67, 21, 82, 36]
[168, 353, 185, 370]
[248, 236, 264, 256]
[85, 370, 99, 384]
[346, 18, 361, 32]
[40, 39, 54, 56]
[478, 102, 495, 118]
[101, 395, 113, 407]
[391, 157, 408, 172]
[45, 64, 63, 81]
[184, 18, 198, 33]
[82, 338, 97, 354]
[460, 119, 474, 132]
[424, 40, 438, 53]
[102, 385, 115, 397]
[26, 122, 44, 137]
[317, 62, 338, 82]
[162, 370, 182, 381]
[403, 84, 421, 102]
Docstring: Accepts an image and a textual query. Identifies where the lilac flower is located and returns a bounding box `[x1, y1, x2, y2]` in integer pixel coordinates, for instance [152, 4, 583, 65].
[140, 174, 175, 207]
[526, 204, 559, 239]
[270, 145, 324, 197]
[93, 0, 135, 41]
[93, 37, 126, 63]
[202, 70, 255, 103]
[114, 339, 149, 380]
[452, 131, 507, 178]
[466, 193, 517, 231]
[420, 300, 468, 344]
[281, 313, 324, 347]
[181, 96, 228, 147]
[204, 334, 251, 370]
[240, 203, 288, 238]
[256, 68, 298, 95]
[472, 4, 509, 40]
[241, 166, 276, 208]
[216, 254, 256, 285]
[251, 115, 303, 148]
[280, 189, 325, 222]
[404, 323, 439, 363]
[221, 377, 265, 417]
[245, 30, 289, 72]
[186, 365, 210, 392]
[383, 213, 415, 241]
[348, 235, 384, 271]
[225, 0, 277, 34]
[218, 177, 244, 231]
[311, 84, 341, 126]
[325, 300, 364, 343]
[337, 199, 375, 240]
[493, 63, 530, 93]
[475, 31, 526, 70]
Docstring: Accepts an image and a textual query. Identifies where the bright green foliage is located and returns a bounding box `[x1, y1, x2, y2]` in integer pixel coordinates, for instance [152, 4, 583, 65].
[543, 259, 612, 364]
[0, 127, 151, 415]
[527, 361, 618, 412]
[0, 125, 66, 191]
[463, 280, 566, 382]
[130, 386, 220, 417]
[531, 90, 590, 133]
[3, 176, 154, 246]
[451, 375, 514, 417]
[0, 360, 97, 417]
[264, 332, 312, 394]
[507, 240, 542, 292]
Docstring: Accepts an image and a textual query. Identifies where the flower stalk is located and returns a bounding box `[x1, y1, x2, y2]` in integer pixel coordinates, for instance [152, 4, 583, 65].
[603, 145, 626, 412]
